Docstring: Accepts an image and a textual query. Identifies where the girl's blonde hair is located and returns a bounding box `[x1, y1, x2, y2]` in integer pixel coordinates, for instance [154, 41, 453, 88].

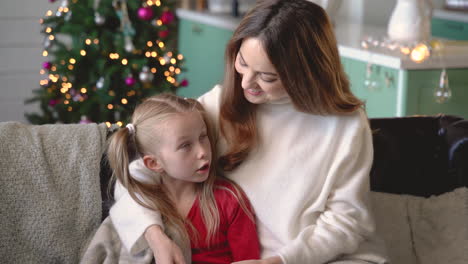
[107, 93, 252, 250]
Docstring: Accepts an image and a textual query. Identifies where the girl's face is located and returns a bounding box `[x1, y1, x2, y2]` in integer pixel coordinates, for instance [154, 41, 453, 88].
[234, 37, 288, 104]
[148, 111, 212, 185]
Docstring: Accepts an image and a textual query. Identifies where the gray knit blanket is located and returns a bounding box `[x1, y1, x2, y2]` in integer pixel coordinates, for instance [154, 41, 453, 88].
[80, 217, 154, 264]
[0, 122, 107, 264]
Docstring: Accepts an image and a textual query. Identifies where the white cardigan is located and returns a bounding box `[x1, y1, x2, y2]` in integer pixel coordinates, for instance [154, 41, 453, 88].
[110, 86, 388, 264]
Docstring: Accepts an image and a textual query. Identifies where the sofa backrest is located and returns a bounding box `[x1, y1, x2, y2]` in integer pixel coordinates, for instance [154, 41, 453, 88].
[369, 114, 468, 197]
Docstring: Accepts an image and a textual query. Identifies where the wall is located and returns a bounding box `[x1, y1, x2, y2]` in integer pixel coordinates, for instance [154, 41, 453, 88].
[0, 1, 60, 122]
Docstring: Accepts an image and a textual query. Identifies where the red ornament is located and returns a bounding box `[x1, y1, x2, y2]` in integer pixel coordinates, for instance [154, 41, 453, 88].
[158, 30, 169, 38]
[138, 7, 154, 21]
[125, 76, 136, 86]
[160, 11, 174, 24]
[180, 79, 189, 87]
[42, 61, 52, 70]
[48, 99, 59, 106]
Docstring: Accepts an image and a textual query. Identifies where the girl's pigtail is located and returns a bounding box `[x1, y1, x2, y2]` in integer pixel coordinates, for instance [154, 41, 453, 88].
[107, 125, 137, 190]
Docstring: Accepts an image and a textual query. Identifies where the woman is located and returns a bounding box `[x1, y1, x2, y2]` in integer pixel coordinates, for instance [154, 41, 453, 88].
[110, 0, 388, 263]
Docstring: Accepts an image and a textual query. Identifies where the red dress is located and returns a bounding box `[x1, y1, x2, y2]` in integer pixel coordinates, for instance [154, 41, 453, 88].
[187, 181, 260, 263]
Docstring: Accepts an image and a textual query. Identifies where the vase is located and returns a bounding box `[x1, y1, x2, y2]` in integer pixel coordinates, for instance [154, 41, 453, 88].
[387, 0, 433, 43]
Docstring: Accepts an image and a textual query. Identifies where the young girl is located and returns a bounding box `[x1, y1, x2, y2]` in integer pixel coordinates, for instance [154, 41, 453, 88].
[106, 93, 260, 263]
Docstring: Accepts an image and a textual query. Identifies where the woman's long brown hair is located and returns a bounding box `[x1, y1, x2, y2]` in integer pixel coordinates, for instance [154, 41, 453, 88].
[219, 0, 364, 171]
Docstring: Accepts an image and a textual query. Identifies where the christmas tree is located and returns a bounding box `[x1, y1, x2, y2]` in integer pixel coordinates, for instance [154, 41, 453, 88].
[26, 0, 187, 125]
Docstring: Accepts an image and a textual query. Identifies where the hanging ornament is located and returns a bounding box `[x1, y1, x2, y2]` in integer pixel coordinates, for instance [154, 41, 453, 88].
[96, 77, 105, 89]
[43, 36, 53, 49]
[138, 6, 154, 21]
[116, 0, 136, 52]
[124, 36, 134, 52]
[79, 115, 92, 124]
[160, 11, 174, 24]
[93, 0, 105, 25]
[94, 12, 105, 25]
[73, 94, 84, 102]
[65, 10, 72, 21]
[139, 66, 154, 83]
[158, 30, 169, 38]
[180, 79, 189, 87]
[112, 0, 122, 10]
[434, 69, 452, 104]
[42, 61, 52, 70]
[48, 99, 59, 106]
[114, 111, 121, 121]
[125, 75, 136, 86]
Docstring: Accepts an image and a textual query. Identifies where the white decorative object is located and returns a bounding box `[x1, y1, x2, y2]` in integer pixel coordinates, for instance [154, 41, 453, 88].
[387, 0, 433, 43]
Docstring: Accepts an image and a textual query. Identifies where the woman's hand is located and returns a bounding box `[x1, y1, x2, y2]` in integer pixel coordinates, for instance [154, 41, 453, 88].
[145, 225, 186, 264]
[232, 256, 283, 264]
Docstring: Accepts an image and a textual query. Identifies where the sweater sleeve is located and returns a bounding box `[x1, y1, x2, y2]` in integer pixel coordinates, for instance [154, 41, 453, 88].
[278, 111, 377, 264]
[109, 160, 164, 255]
[224, 185, 261, 261]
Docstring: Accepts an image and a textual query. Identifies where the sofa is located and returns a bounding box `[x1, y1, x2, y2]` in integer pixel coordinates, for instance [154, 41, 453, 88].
[0, 114, 467, 264]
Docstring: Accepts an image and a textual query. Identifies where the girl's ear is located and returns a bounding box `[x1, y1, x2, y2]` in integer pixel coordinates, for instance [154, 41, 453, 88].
[143, 155, 164, 173]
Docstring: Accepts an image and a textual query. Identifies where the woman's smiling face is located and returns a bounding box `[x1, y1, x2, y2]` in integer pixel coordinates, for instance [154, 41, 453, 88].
[234, 37, 288, 104]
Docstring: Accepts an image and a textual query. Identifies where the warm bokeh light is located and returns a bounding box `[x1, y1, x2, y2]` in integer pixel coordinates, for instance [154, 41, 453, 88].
[410, 43, 430, 63]
[400, 46, 411, 55]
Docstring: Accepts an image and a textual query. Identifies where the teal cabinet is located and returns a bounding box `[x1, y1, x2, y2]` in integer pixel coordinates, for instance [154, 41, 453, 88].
[342, 58, 399, 117]
[432, 17, 468, 40]
[342, 57, 468, 118]
[177, 18, 233, 98]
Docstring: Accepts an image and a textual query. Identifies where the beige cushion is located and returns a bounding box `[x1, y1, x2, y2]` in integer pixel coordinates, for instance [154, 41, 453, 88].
[371, 191, 417, 264]
[408, 187, 468, 264]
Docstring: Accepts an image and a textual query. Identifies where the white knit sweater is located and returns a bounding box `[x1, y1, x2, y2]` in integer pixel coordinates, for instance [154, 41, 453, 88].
[110, 86, 388, 264]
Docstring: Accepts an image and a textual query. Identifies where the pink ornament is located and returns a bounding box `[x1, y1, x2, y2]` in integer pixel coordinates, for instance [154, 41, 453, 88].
[138, 7, 154, 21]
[43, 61, 52, 70]
[160, 11, 174, 24]
[158, 30, 169, 38]
[125, 76, 136, 86]
[180, 79, 189, 87]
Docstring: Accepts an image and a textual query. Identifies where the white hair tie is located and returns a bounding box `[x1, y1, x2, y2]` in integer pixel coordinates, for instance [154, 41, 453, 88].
[126, 123, 135, 135]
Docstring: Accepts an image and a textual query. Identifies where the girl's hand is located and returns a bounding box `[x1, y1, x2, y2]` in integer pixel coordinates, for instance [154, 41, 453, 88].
[232, 256, 283, 264]
[145, 225, 186, 264]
